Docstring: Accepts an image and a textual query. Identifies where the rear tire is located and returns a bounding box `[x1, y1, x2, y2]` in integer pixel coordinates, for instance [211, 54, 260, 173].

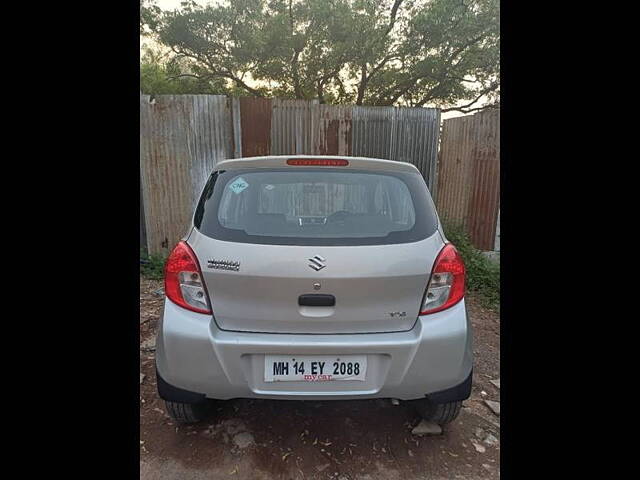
[164, 400, 211, 424]
[415, 399, 463, 425]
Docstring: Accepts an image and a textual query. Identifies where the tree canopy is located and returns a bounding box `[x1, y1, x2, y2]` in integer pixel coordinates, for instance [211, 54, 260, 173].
[140, 0, 499, 113]
[140, 47, 230, 95]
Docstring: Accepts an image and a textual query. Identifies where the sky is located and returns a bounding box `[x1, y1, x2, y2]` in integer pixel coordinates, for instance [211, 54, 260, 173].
[143, 0, 489, 118]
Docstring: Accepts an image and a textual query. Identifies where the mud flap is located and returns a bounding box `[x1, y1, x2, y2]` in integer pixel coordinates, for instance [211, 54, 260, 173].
[426, 369, 473, 404]
[156, 368, 207, 404]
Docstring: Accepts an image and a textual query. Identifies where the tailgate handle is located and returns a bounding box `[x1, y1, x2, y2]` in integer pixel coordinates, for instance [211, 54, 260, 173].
[298, 294, 335, 307]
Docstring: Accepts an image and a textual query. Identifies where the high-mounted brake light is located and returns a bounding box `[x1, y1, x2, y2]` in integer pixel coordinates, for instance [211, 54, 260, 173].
[164, 241, 212, 314]
[420, 243, 465, 315]
[287, 158, 349, 166]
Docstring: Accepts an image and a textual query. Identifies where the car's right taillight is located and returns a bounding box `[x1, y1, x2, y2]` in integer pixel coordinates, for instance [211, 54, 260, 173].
[164, 241, 212, 314]
[420, 243, 465, 315]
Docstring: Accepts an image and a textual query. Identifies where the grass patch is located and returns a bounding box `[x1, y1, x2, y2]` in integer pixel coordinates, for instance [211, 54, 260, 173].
[140, 248, 167, 280]
[442, 223, 500, 311]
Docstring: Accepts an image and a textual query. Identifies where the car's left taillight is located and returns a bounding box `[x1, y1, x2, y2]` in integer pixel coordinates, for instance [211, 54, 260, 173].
[164, 241, 212, 314]
[420, 243, 465, 315]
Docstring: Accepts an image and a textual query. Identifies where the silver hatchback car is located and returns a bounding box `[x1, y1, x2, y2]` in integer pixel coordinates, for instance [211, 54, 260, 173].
[155, 155, 472, 425]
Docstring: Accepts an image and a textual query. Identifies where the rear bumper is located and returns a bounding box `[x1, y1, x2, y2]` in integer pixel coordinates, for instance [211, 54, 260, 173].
[155, 298, 473, 401]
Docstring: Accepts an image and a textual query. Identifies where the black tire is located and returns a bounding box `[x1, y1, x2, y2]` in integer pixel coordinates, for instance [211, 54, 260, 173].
[164, 400, 211, 424]
[415, 400, 463, 425]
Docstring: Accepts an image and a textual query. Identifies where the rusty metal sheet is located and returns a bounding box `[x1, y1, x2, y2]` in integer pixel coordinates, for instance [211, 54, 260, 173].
[467, 109, 500, 251]
[352, 106, 440, 192]
[231, 97, 242, 158]
[187, 95, 233, 206]
[140, 94, 232, 254]
[352, 106, 395, 159]
[140, 170, 146, 248]
[494, 208, 500, 251]
[390, 107, 440, 193]
[313, 105, 353, 155]
[437, 115, 475, 227]
[436, 110, 500, 250]
[271, 99, 318, 155]
[239, 97, 272, 157]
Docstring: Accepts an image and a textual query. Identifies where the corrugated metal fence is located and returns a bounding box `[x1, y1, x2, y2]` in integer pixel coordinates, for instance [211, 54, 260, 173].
[140, 95, 233, 254]
[140, 95, 441, 254]
[436, 109, 500, 251]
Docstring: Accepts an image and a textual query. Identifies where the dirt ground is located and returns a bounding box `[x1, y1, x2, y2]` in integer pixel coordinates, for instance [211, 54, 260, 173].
[140, 276, 500, 480]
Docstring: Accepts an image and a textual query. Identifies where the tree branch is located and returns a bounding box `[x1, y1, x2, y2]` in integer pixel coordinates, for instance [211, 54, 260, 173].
[356, 63, 368, 105]
[442, 102, 499, 114]
[440, 82, 500, 112]
[383, 0, 405, 37]
[316, 79, 325, 104]
[355, 0, 405, 104]
[377, 32, 491, 106]
[168, 71, 262, 96]
[289, 0, 304, 98]
[225, 72, 263, 96]
[169, 46, 263, 96]
[167, 74, 203, 80]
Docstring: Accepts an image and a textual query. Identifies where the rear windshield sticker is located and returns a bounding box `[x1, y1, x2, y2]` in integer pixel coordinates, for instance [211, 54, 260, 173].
[229, 177, 249, 194]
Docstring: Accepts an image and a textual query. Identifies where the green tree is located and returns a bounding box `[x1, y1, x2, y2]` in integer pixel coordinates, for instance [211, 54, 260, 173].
[140, 47, 229, 95]
[249, 0, 358, 103]
[363, 0, 500, 110]
[140, 0, 162, 35]
[144, 0, 499, 112]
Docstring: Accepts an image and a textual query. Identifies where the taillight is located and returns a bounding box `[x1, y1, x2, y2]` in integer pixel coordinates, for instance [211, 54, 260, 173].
[420, 243, 465, 315]
[164, 241, 212, 314]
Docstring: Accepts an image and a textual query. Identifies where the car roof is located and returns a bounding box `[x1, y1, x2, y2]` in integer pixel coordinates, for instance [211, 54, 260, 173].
[215, 155, 420, 174]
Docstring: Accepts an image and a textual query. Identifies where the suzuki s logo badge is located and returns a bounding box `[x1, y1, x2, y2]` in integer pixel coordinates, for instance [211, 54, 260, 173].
[308, 255, 326, 271]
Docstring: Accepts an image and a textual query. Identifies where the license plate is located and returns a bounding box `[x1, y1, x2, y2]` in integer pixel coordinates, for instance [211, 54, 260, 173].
[264, 355, 367, 382]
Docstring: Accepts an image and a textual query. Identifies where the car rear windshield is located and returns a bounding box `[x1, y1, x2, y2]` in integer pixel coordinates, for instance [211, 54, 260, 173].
[194, 168, 438, 246]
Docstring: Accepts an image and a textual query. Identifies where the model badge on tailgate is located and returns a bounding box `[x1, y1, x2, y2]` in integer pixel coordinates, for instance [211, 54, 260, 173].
[207, 259, 240, 271]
